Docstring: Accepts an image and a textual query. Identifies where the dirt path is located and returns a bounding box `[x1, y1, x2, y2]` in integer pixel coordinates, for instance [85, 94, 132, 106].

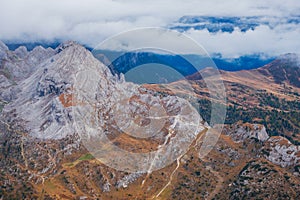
[153, 128, 207, 199]
[20, 134, 28, 168]
[154, 156, 182, 199]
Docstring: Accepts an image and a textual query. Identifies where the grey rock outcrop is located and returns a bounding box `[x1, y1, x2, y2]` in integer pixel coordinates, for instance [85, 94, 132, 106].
[3, 42, 104, 139]
[264, 136, 300, 168]
[1, 43, 55, 81]
[14, 46, 28, 59]
[223, 123, 269, 143]
[0, 40, 8, 60]
[0, 41, 57, 105]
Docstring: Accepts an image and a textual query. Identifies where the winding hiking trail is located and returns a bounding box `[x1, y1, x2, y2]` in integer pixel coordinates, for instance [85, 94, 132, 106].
[152, 127, 224, 200]
[154, 156, 182, 199]
[20, 134, 28, 168]
[153, 128, 207, 199]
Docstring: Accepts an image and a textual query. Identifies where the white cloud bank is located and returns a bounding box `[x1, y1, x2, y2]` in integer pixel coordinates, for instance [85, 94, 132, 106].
[0, 0, 300, 57]
[187, 24, 300, 58]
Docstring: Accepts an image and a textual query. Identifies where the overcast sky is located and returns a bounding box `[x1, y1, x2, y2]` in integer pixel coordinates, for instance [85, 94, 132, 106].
[1, 0, 300, 57]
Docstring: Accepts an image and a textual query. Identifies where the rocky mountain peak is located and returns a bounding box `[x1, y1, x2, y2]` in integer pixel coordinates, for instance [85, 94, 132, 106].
[3, 40, 204, 155]
[29, 45, 55, 63]
[14, 46, 28, 59]
[0, 40, 8, 51]
[2, 41, 120, 139]
[56, 40, 80, 53]
[0, 40, 8, 60]
[0, 40, 57, 83]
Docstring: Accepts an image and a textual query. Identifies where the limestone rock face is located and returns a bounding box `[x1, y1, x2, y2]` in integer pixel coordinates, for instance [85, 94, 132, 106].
[223, 122, 300, 168]
[264, 136, 300, 168]
[223, 123, 269, 143]
[1, 44, 55, 81]
[2, 41, 203, 152]
[14, 46, 28, 59]
[0, 41, 8, 60]
[0, 75, 12, 89]
[3, 42, 108, 139]
[0, 42, 57, 103]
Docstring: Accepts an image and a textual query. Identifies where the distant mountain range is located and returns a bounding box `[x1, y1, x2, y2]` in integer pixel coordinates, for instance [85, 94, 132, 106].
[170, 15, 300, 33]
[94, 50, 274, 80]
[3, 41, 274, 73]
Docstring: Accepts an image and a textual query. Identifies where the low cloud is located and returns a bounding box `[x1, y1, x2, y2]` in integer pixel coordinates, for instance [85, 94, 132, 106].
[186, 24, 300, 58]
